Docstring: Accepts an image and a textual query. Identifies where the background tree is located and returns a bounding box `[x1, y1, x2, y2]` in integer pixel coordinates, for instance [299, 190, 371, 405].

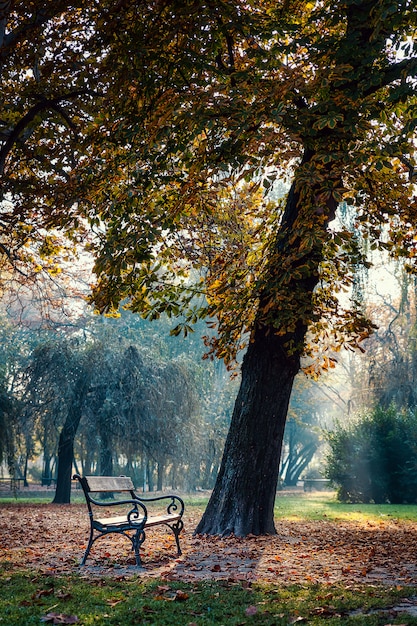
[0, 290, 239, 494]
[325, 405, 417, 504]
[355, 268, 417, 410]
[280, 366, 349, 486]
[0, 312, 48, 482]
[281, 415, 321, 488]
[20, 340, 92, 502]
[0, 381, 15, 473]
[324, 264, 417, 505]
[78, 341, 202, 492]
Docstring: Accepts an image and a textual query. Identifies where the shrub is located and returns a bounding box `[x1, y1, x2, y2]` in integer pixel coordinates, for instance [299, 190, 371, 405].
[325, 406, 417, 503]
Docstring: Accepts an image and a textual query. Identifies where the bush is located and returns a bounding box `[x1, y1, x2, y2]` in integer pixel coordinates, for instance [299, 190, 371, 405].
[325, 406, 417, 503]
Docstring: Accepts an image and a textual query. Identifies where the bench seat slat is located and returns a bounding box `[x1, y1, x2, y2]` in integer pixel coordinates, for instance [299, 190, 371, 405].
[95, 515, 143, 528]
[96, 513, 181, 528]
[145, 513, 181, 527]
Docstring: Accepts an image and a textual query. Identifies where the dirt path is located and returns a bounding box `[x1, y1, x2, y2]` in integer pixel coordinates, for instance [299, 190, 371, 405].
[1, 502, 417, 586]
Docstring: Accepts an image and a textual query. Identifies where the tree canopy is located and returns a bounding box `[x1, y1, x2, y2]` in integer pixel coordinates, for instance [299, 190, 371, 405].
[84, 0, 417, 372]
[2, 1, 416, 367]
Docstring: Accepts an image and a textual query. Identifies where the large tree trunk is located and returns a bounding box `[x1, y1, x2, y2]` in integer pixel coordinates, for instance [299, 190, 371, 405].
[195, 327, 299, 535]
[196, 150, 337, 536]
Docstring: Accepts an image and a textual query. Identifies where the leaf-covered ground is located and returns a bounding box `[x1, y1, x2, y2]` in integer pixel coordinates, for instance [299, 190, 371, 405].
[1, 502, 417, 586]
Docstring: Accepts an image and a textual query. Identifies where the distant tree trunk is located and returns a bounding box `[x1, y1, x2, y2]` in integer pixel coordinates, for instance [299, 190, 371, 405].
[73, 457, 81, 476]
[185, 460, 200, 492]
[53, 421, 76, 504]
[147, 460, 154, 491]
[53, 372, 90, 504]
[99, 429, 113, 476]
[22, 452, 29, 487]
[157, 460, 164, 491]
[42, 454, 54, 486]
[282, 441, 318, 486]
[82, 450, 94, 476]
[141, 455, 147, 491]
[170, 462, 178, 490]
[202, 439, 216, 489]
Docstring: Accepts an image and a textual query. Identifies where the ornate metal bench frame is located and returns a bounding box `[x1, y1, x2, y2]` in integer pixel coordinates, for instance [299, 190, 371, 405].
[73, 474, 184, 566]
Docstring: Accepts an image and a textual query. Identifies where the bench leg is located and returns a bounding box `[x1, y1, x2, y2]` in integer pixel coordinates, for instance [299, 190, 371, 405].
[80, 528, 95, 566]
[170, 520, 184, 556]
[132, 529, 145, 566]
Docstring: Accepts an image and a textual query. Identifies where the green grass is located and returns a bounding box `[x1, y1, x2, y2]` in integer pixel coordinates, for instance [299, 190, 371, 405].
[1, 569, 417, 625]
[0, 493, 86, 504]
[0, 496, 60, 505]
[274, 491, 417, 522]
[3, 490, 417, 523]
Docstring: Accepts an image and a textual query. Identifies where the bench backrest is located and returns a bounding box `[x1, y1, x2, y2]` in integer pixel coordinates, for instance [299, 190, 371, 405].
[83, 475, 135, 493]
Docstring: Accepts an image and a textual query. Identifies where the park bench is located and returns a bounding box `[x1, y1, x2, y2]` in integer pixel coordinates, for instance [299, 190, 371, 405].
[0, 477, 23, 491]
[73, 474, 184, 566]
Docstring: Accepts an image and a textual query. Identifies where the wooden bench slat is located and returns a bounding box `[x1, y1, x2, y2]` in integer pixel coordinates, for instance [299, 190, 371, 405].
[95, 515, 143, 526]
[145, 514, 181, 527]
[85, 476, 134, 492]
[96, 513, 181, 527]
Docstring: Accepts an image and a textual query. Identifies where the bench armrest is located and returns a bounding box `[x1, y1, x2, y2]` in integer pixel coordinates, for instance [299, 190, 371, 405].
[134, 494, 184, 517]
[87, 496, 148, 521]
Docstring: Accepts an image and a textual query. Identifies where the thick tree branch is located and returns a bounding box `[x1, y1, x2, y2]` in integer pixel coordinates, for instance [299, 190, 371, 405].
[363, 55, 417, 98]
[0, 89, 101, 176]
[400, 155, 417, 181]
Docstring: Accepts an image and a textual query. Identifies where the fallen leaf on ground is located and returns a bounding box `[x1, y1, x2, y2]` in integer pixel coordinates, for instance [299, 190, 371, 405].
[40, 613, 79, 624]
[1, 502, 417, 586]
[245, 605, 258, 615]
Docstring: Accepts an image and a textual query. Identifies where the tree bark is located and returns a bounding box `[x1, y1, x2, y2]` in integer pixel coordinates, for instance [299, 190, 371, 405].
[52, 419, 76, 504]
[157, 460, 164, 491]
[196, 327, 299, 535]
[52, 371, 90, 504]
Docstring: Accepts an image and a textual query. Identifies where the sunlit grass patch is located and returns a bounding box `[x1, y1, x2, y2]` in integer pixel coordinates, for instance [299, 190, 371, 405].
[274, 492, 417, 523]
